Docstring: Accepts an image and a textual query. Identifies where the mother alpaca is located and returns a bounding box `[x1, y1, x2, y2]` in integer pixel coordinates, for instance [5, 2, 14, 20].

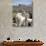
[15, 12, 32, 27]
[16, 13, 25, 26]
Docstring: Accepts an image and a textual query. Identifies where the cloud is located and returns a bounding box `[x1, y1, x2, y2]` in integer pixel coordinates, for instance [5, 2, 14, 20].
[12, 0, 32, 5]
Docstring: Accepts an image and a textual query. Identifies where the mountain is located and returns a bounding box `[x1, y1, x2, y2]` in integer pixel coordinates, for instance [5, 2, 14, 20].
[12, 4, 32, 13]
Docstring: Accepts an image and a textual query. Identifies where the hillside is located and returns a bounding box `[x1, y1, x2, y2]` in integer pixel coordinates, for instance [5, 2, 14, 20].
[12, 4, 32, 13]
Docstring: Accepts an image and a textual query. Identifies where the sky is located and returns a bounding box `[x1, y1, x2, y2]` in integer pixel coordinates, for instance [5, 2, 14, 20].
[12, 0, 32, 5]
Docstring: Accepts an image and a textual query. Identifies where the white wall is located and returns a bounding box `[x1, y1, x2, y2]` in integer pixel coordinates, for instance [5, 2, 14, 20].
[0, 0, 12, 40]
[0, 0, 46, 46]
[33, 0, 46, 46]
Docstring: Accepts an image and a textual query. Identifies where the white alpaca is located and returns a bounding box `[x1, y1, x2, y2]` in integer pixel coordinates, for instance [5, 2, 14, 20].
[27, 18, 32, 23]
[15, 12, 32, 26]
[16, 13, 25, 26]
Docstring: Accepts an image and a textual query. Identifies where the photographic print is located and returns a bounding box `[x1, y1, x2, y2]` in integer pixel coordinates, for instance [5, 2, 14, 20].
[12, 0, 33, 27]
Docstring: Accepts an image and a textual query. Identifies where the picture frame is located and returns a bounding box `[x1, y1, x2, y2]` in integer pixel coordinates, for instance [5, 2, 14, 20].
[12, 0, 33, 27]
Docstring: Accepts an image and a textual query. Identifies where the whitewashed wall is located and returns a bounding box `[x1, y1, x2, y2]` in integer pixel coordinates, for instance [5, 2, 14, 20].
[0, 0, 46, 46]
[33, 0, 46, 46]
[0, 0, 12, 40]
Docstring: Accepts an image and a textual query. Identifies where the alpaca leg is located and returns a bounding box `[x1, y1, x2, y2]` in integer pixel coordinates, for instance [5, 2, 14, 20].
[19, 20, 23, 26]
[16, 17, 19, 27]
